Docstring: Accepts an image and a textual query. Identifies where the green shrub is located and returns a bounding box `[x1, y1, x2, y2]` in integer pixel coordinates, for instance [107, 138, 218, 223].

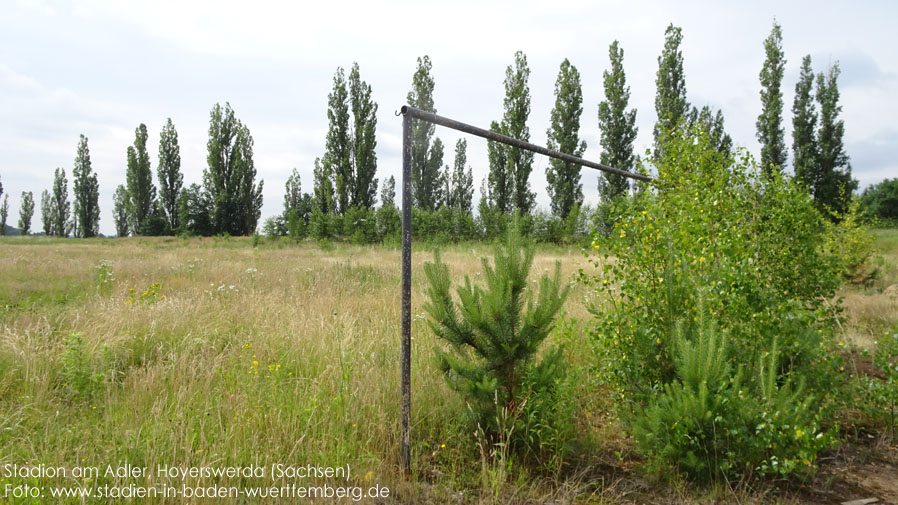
[855, 332, 898, 436]
[94, 260, 114, 295]
[423, 220, 572, 462]
[632, 310, 831, 482]
[62, 333, 105, 400]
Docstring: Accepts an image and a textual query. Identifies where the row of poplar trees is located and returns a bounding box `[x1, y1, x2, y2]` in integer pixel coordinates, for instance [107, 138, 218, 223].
[1, 20, 855, 237]
[13, 103, 264, 238]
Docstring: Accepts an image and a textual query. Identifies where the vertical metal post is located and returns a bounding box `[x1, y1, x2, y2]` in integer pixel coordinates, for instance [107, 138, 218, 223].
[400, 111, 412, 473]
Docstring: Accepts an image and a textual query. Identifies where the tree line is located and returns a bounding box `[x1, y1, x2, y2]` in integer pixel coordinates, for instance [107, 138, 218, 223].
[0, 20, 861, 239]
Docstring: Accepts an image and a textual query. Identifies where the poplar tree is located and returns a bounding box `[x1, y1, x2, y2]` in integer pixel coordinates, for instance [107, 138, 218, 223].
[40, 190, 53, 235]
[126, 123, 156, 234]
[546, 58, 586, 218]
[756, 20, 787, 176]
[504, 51, 535, 214]
[487, 120, 512, 212]
[73, 135, 100, 238]
[18, 191, 34, 235]
[688, 105, 732, 158]
[814, 62, 856, 217]
[326, 68, 352, 214]
[654, 24, 689, 159]
[792, 55, 818, 190]
[598, 41, 638, 201]
[312, 157, 335, 214]
[0, 195, 7, 235]
[52, 168, 70, 237]
[158, 118, 183, 231]
[381, 175, 396, 208]
[204, 103, 264, 235]
[445, 139, 474, 212]
[408, 56, 443, 210]
[113, 185, 130, 237]
[349, 62, 378, 210]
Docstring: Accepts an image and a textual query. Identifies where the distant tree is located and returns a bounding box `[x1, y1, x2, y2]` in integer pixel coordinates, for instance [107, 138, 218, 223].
[814, 62, 857, 218]
[546, 58, 587, 218]
[598, 41, 639, 202]
[18, 191, 34, 235]
[312, 157, 335, 214]
[203, 102, 264, 235]
[113, 184, 130, 237]
[157, 118, 183, 231]
[407, 55, 443, 210]
[445, 139, 474, 213]
[756, 20, 787, 176]
[326, 68, 353, 215]
[51, 168, 71, 237]
[859, 178, 898, 222]
[0, 195, 7, 235]
[792, 55, 818, 190]
[380, 175, 396, 208]
[177, 183, 214, 236]
[40, 189, 53, 235]
[654, 24, 689, 159]
[503, 51, 535, 214]
[72, 135, 100, 237]
[126, 123, 156, 234]
[283, 167, 312, 228]
[487, 120, 512, 212]
[349, 62, 378, 210]
[687, 105, 732, 158]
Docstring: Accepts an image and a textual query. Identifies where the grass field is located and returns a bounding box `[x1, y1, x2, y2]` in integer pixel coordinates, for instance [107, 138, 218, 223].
[1, 232, 896, 504]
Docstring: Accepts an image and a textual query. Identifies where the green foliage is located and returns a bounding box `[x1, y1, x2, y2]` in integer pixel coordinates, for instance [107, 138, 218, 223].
[598, 40, 638, 202]
[854, 332, 898, 436]
[313, 156, 336, 215]
[112, 184, 130, 237]
[0, 195, 7, 235]
[757, 20, 787, 176]
[687, 105, 732, 159]
[327, 67, 353, 214]
[632, 313, 831, 482]
[72, 134, 100, 237]
[586, 127, 848, 399]
[408, 55, 443, 210]
[126, 282, 163, 305]
[203, 102, 264, 236]
[40, 189, 52, 236]
[176, 183, 214, 237]
[62, 333, 105, 400]
[375, 202, 400, 243]
[445, 139, 474, 213]
[546, 58, 587, 219]
[653, 24, 689, 160]
[349, 62, 379, 210]
[859, 178, 898, 224]
[18, 191, 34, 235]
[51, 167, 71, 237]
[503, 51, 535, 214]
[423, 221, 571, 459]
[157, 118, 183, 231]
[126, 123, 157, 234]
[95, 260, 115, 295]
[792, 55, 818, 190]
[814, 62, 857, 219]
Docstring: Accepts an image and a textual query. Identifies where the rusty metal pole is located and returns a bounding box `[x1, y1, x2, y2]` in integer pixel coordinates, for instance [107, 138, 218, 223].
[400, 109, 412, 473]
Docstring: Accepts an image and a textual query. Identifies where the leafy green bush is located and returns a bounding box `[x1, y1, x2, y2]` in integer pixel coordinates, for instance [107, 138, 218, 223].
[583, 126, 857, 481]
[423, 221, 572, 462]
[854, 332, 898, 437]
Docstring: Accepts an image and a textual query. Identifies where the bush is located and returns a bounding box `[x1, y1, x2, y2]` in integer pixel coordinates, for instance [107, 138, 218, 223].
[62, 333, 106, 400]
[632, 308, 831, 482]
[423, 220, 572, 462]
[583, 126, 856, 480]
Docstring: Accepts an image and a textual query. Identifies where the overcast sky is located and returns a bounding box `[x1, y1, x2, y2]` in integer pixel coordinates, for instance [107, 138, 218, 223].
[1, 0, 896, 235]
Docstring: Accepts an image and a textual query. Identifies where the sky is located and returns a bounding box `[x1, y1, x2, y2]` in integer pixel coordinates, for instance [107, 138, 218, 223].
[1, 0, 896, 236]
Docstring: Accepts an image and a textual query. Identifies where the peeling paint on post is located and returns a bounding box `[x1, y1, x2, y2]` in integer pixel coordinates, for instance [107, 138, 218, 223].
[400, 109, 412, 473]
